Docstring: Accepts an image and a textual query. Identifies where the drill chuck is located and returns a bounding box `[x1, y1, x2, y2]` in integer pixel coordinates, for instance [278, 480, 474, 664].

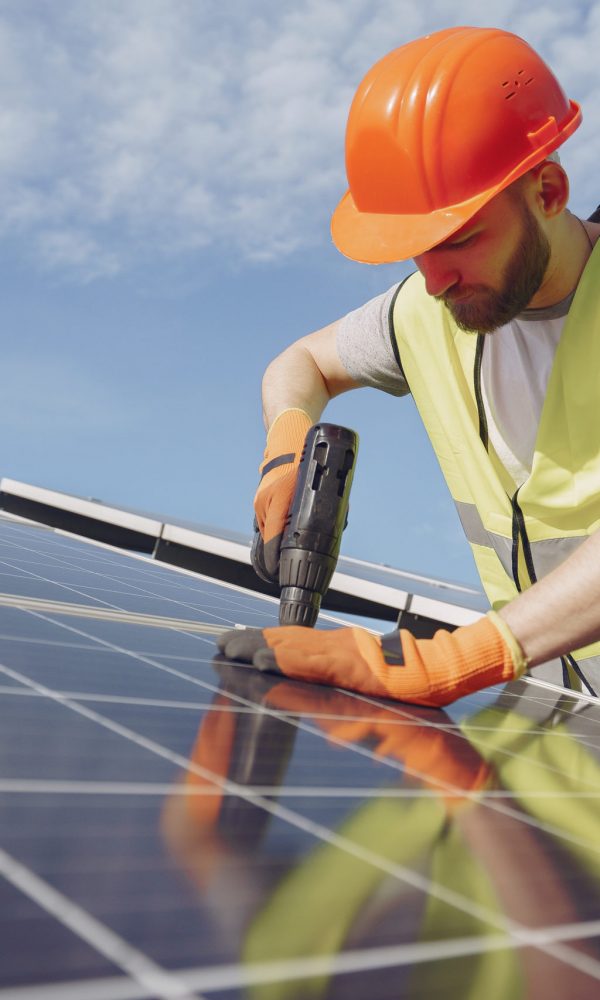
[278, 423, 358, 627]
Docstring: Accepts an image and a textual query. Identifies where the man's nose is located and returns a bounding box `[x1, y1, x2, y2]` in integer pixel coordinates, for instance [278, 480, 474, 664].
[414, 252, 460, 299]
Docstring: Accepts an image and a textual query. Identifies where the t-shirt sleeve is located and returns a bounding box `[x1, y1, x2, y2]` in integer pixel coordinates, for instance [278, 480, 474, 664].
[336, 284, 410, 397]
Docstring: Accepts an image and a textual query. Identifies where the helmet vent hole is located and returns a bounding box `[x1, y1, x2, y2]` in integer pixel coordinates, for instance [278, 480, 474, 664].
[502, 71, 535, 100]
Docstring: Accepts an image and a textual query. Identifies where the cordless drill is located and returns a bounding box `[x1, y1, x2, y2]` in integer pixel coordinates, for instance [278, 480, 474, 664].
[251, 423, 359, 627]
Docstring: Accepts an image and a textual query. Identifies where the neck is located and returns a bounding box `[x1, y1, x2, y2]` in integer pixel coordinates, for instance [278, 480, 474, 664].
[529, 212, 596, 310]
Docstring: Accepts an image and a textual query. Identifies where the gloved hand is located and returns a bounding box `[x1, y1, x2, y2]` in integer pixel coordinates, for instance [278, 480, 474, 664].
[216, 612, 528, 708]
[252, 408, 312, 579]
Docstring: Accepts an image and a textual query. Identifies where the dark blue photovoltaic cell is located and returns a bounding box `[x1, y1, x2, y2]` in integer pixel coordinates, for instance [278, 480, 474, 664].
[0, 515, 599, 1000]
[0, 694, 182, 782]
[0, 879, 125, 988]
[0, 628, 222, 698]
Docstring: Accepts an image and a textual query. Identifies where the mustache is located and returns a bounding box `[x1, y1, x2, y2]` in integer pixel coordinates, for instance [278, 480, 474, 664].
[435, 285, 491, 304]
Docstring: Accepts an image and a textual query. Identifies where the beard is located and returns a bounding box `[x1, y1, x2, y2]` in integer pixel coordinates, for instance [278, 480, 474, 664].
[438, 200, 551, 334]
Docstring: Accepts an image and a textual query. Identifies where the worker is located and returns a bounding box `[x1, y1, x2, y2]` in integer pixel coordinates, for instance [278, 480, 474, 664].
[218, 25, 600, 706]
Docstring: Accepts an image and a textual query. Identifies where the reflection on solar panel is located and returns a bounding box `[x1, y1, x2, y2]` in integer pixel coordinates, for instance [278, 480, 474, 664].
[1, 512, 600, 999]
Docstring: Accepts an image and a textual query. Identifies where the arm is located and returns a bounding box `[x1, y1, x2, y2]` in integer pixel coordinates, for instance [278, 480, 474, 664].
[500, 528, 600, 667]
[261, 320, 362, 429]
[254, 319, 362, 578]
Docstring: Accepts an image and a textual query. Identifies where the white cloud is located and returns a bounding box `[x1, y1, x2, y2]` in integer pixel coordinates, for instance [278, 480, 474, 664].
[0, 0, 598, 277]
[37, 228, 120, 279]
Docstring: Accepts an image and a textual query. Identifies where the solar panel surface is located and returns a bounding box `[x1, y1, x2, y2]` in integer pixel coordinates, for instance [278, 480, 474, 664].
[0, 514, 599, 999]
[0, 478, 488, 628]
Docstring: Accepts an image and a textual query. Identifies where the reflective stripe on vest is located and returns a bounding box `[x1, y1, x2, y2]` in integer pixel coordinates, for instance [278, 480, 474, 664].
[391, 244, 600, 684]
[455, 501, 589, 579]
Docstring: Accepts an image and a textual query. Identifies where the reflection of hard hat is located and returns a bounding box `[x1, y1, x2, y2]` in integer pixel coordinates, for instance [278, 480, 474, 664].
[331, 26, 581, 263]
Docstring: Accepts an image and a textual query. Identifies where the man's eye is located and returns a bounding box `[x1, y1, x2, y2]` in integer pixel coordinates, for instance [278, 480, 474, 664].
[449, 234, 476, 249]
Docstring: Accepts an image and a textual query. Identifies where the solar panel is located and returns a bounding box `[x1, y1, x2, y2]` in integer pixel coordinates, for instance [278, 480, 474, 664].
[1, 512, 599, 999]
[0, 479, 487, 631]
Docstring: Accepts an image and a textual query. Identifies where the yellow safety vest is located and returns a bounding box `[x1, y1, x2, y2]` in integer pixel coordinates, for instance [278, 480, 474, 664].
[391, 243, 600, 688]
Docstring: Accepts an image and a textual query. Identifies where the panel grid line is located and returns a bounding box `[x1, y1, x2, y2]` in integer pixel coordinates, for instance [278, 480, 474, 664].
[1, 777, 599, 800]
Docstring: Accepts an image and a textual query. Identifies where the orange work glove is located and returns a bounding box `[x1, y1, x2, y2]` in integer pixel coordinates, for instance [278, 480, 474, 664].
[216, 612, 528, 708]
[252, 408, 312, 579]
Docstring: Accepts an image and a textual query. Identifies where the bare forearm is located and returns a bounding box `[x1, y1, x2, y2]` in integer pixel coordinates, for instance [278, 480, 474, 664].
[499, 529, 600, 666]
[261, 320, 360, 430]
[261, 344, 331, 429]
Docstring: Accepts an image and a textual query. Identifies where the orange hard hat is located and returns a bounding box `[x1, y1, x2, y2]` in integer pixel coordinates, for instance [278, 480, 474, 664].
[331, 26, 581, 263]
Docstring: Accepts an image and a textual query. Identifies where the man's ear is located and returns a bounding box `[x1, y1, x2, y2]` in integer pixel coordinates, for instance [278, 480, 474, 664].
[531, 160, 570, 219]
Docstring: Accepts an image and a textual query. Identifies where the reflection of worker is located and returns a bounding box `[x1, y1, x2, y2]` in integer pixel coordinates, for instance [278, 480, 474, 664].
[163, 679, 600, 999]
[220, 25, 600, 705]
[245, 686, 600, 1000]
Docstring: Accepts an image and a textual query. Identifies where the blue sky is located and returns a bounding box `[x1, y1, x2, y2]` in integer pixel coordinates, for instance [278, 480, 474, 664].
[1, 0, 599, 587]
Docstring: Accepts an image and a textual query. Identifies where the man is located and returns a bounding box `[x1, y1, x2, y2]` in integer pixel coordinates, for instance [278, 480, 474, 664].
[218, 26, 600, 705]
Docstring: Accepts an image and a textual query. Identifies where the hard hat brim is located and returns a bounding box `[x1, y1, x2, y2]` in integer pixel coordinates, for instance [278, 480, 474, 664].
[331, 188, 496, 263]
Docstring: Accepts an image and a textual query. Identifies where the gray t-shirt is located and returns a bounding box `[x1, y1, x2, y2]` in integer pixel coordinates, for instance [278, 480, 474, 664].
[337, 284, 409, 397]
